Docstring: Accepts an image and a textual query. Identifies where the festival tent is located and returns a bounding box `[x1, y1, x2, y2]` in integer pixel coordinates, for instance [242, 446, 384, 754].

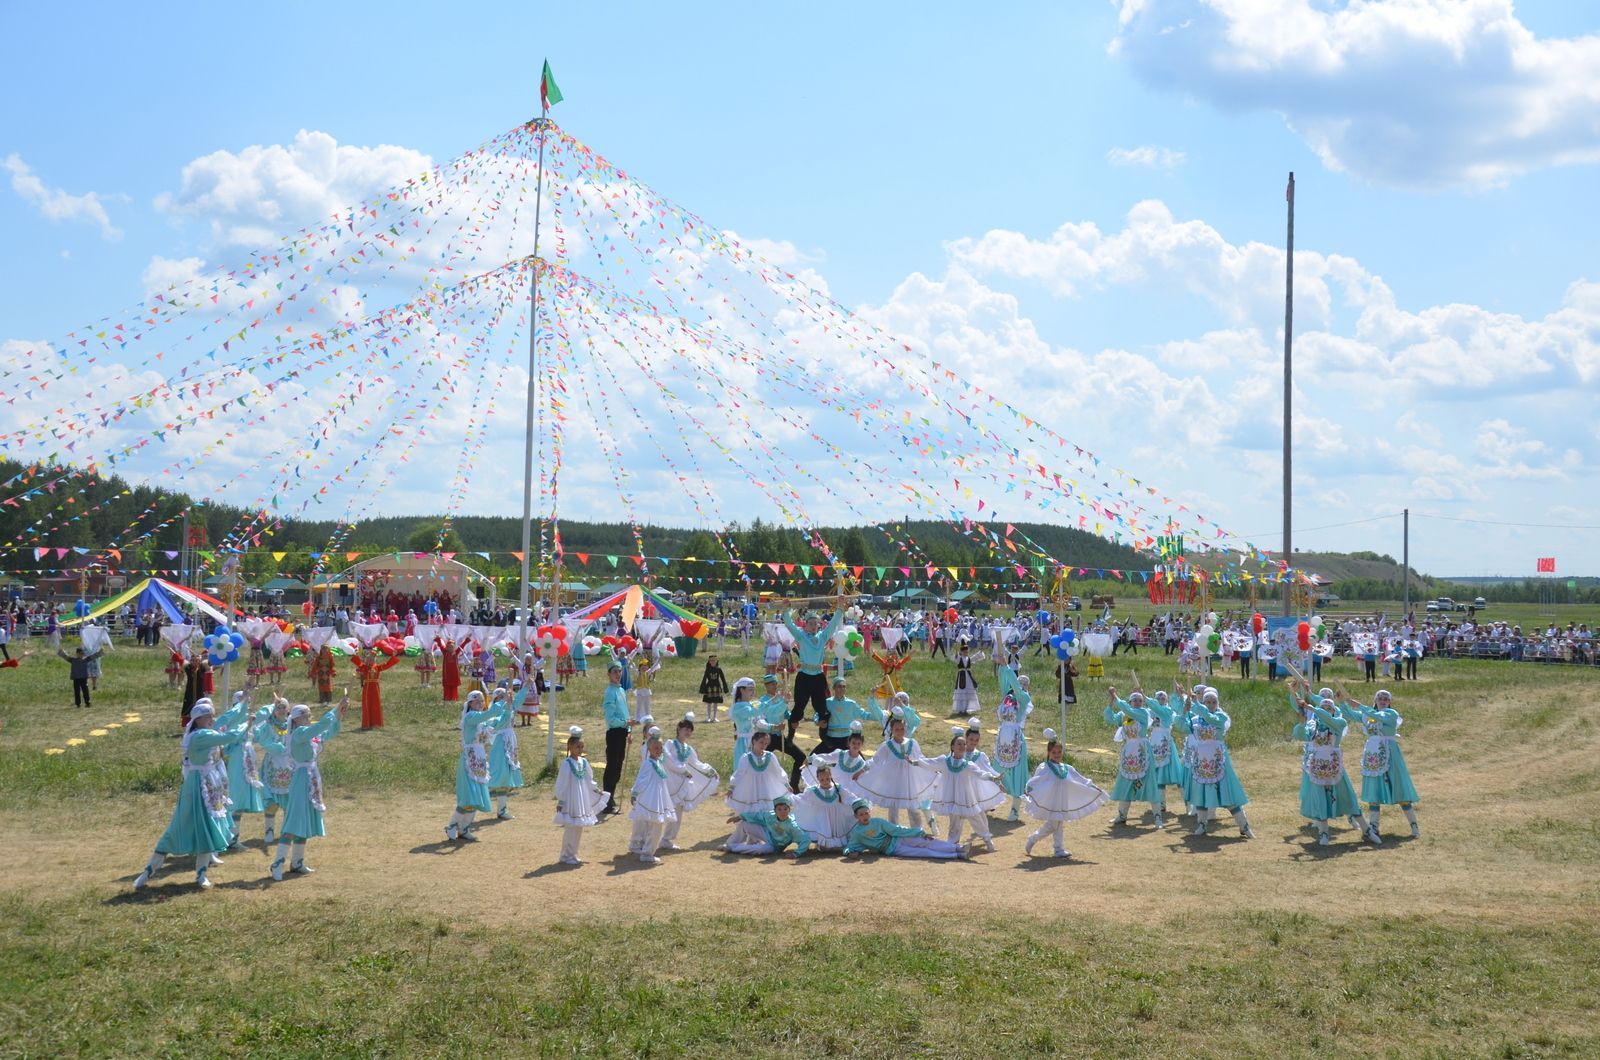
[62, 577, 240, 628]
[317, 552, 496, 610]
[560, 584, 713, 639]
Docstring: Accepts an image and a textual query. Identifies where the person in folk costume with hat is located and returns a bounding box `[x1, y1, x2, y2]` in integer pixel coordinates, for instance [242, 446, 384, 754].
[444, 688, 514, 842]
[782, 606, 844, 749]
[352, 645, 400, 729]
[488, 684, 527, 820]
[815, 674, 877, 756]
[631, 640, 664, 724]
[627, 727, 681, 864]
[1103, 685, 1163, 828]
[310, 644, 336, 706]
[993, 663, 1034, 821]
[1144, 686, 1190, 816]
[729, 676, 761, 762]
[132, 698, 250, 890]
[795, 761, 857, 850]
[1287, 676, 1377, 847]
[254, 692, 351, 881]
[255, 695, 297, 846]
[553, 726, 609, 865]
[1055, 654, 1079, 707]
[599, 658, 636, 817]
[851, 710, 939, 830]
[724, 793, 812, 857]
[963, 716, 994, 773]
[868, 642, 910, 700]
[1021, 729, 1108, 858]
[725, 725, 791, 820]
[803, 720, 877, 804]
[180, 653, 209, 727]
[218, 691, 272, 849]
[698, 652, 730, 723]
[1333, 680, 1420, 840]
[436, 637, 466, 702]
[925, 726, 1006, 853]
[1174, 684, 1255, 838]
[660, 714, 719, 851]
[466, 647, 487, 700]
[414, 631, 437, 687]
[950, 637, 987, 717]
[841, 798, 968, 860]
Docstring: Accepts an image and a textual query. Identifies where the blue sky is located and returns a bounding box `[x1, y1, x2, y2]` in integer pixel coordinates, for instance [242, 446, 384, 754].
[4, 1, 1599, 577]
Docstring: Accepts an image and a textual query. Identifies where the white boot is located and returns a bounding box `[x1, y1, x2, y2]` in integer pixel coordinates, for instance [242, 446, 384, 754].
[445, 810, 462, 841]
[291, 841, 313, 874]
[1367, 805, 1381, 838]
[263, 811, 277, 846]
[1112, 800, 1130, 826]
[1024, 829, 1042, 856]
[460, 811, 479, 840]
[1153, 803, 1165, 828]
[496, 795, 513, 820]
[1317, 824, 1330, 846]
[270, 839, 290, 881]
[133, 852, 164, 890]
[1192, 808, 1209, 836]
[195, 854, 211, 890]
[1232, 808, 1255, 839]
[1008, 797, 1021, 822]
[1402, 805, 1419, 838]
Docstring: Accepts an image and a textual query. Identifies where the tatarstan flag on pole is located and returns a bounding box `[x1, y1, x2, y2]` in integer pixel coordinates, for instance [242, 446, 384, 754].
[540, 60, 563, 111]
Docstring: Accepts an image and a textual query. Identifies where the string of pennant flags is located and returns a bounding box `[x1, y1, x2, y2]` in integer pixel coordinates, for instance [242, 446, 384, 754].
[0, 115, 1307, 592]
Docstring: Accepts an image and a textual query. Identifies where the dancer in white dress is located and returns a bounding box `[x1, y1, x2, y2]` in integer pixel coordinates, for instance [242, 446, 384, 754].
[660, 714, 719, 851]
[553, 727, 609, 866]
[925, 728, 1006, 852]
[795, 763, 857, 849]
[802, 722, 874, 802]
[725, 727, 790, 814]
[626, 728, 679, 864]
[1022, 730, 1109, 858]
[851, 713, 938, 828]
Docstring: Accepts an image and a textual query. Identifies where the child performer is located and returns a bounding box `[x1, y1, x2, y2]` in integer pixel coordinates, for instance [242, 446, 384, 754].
[445, 690, 513, 841]
[842, 799, 967, 860]
[627, 728, 678, 864]
[699, 653, 729, 723]
[131, 700, 248, 890]
[803, 722, 874, 803]
[1103, 686, 1160, 828]
[489, 687, 525, 820]
[951, 639, 986, 716]
[437, 638, 464, 702]
[632, 644, 662, 724]
[724, 793, 811, 857]
[415, 637, 437, 687]
[257, 695, 350, 881]
[660, 714, 719, 851]
[726, 727, 791, 815]
[926, 728, 1006, 853]
[852, 712, 938, 829]
[219, 694, 271, 849]
[1337, 683, 1420, 840]
[1021, 729, 1108, 858]
[1145, 688, 1190, 816]
[1176, 687, 1254, 838]
[730, 676, 760, 762]
[795, 763, 856, 850]
[994, 663, 1033, 821]
[553, 726, 609, 865]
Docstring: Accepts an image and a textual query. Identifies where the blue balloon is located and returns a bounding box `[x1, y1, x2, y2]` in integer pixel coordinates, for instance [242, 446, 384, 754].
[1062, 628, 1076, 645]
[1037, 610, 1052, 625]
[1055, 646, 1070, 660]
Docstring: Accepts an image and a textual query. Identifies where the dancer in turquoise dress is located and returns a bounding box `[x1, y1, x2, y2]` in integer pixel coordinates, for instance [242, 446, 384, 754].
[446, 689, 513, 842]
[489, 688, 526, 820]
[724, 793, 812, 857]
[256, 695, 348, 881]
[993, 664, 1033, 821]
[132, 700, 248, 890]
[1288, 679, 1374, 846]
[1336, 682, 1420, 839]
[1104, 686, 1160, 827]
[730, 677, 760, 762]
[1175, 687, 1254, 838]
[1144, 687, 1189, 815]
[218, 693, 270, 848]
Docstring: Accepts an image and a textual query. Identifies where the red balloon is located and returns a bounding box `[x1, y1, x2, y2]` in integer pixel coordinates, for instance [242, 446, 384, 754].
[1296, 621, 1311, 650]
[944, 608, 958, 625]
[551, 626, 568, 639]
[601, 635, 618, 647]
[620, 636, 638, 652]
[1251, 612, 1265, 634]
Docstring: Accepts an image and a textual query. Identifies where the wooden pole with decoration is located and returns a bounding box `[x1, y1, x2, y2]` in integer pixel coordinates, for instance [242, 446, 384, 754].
[545, 545, 562, 767]
[1052, 562, 1071, 735]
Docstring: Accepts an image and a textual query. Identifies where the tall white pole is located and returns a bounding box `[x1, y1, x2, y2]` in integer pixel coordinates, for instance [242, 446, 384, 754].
[514, 108, 554, 765]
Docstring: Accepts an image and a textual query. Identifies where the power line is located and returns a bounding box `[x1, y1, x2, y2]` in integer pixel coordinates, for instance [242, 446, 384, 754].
[1233, 512, 1399, 539]
[1411, 513, 1600, 531]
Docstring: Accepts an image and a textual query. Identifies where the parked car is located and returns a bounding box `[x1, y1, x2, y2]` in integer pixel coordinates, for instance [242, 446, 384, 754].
[1425, 601, 1441, 612]
[1067, 596, 1082, 611]
[1473, 596, 1488, 608]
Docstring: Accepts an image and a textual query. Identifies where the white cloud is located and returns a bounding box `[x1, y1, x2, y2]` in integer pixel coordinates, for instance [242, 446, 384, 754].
[3, 154, 121, 239]
[1109, 0, 1600, 188]
[154, 130, 432, 247]
[140, 255, 206, 297]
[947, 199, 1599, 393]
[1108, 145, 1186, 169]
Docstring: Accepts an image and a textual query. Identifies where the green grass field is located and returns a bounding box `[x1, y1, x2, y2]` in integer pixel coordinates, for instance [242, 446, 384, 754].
[3, 635, 1598, 1057]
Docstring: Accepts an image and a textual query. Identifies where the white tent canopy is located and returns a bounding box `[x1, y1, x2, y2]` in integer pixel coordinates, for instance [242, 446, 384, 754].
[317, 552, 497, 610]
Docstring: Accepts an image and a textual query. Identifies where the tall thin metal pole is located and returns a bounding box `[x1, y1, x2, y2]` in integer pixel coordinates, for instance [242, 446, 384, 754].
[1402, 508, 1410, 621]
[1282, 172, 1295, 616]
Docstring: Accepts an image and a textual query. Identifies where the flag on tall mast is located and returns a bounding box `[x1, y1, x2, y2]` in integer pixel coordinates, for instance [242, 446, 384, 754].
[540, 60, 564, 113]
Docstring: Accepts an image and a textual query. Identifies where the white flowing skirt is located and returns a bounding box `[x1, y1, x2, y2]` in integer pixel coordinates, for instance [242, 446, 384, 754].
[1023, 765, 1108, 822]
[929, 767, 1008, 817]
[725, 761, 790, 813]
[795, 791, 856, 848]
[667, 765, 720, 813]
[853, 754, 938, 811]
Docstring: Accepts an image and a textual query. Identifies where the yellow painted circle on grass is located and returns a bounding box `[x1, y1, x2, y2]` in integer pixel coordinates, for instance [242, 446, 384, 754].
[89, 729, 108, 737]
[43, 748, 64, 755]
[65, 738, 86, 747]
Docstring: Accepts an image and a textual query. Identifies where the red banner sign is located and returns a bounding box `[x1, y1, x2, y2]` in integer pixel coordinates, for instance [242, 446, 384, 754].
[1536, 557, 1556, 573]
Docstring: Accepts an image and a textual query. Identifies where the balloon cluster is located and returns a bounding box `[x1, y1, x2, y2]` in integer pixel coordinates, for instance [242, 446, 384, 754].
[205, 625, 245, 667]
[373, 636, 407, 656]
[1036, 610, 1052, 626]
[581, 634, 603, 656]
[1297, 621, 1312, 650]
[1251, 611, 1265, 635]
[844, 631, 865, 657]
[1048, 628, 1077, 659]
[535, 625, 571, 657]
[74, 598, 92, 618]
[601, 634, 637, 656]
[423, 600, 439, 617]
